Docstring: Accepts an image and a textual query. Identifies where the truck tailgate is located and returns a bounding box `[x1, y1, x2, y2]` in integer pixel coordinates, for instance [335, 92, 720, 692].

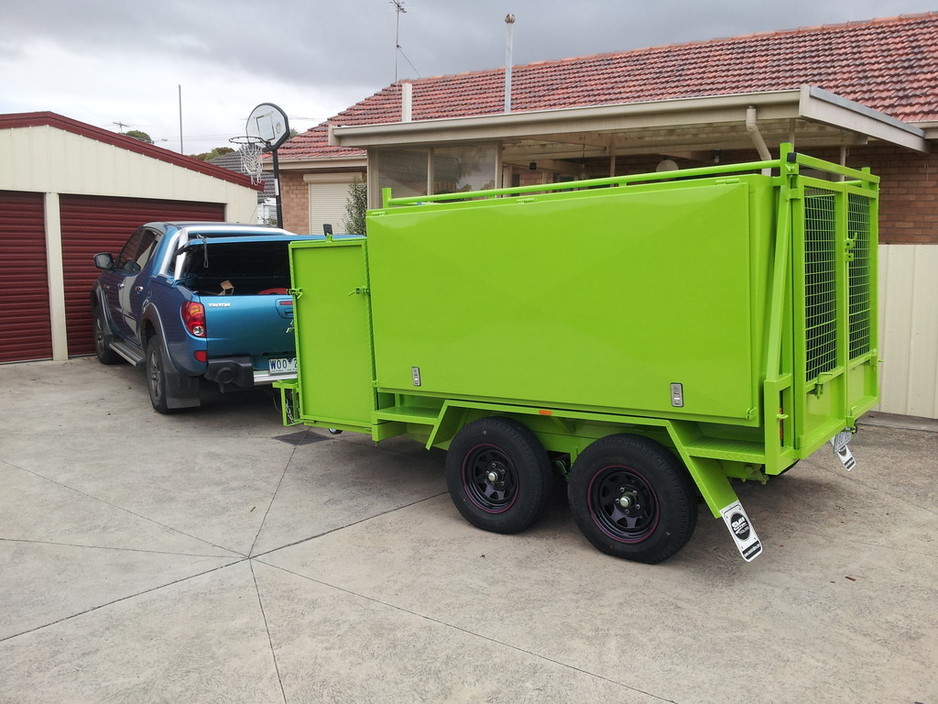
[203, 294, 295, 370]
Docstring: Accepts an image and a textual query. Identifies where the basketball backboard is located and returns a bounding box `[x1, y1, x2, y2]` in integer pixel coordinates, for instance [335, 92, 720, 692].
[245, 103, 290, 149]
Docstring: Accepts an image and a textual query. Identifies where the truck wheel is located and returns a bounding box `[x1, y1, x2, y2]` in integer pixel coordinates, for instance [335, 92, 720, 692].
[93, 307, 121, 365]
[145, 336, 173, 414]
[445, 416, 554, 534]
[568, 434, 698, 564]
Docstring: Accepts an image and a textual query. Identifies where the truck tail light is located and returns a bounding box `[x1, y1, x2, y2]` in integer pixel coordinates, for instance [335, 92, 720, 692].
[182, 301, 206, 337]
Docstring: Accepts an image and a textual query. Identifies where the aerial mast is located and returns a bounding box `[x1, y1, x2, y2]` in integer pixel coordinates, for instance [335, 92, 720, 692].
[392, 0, 407, 83]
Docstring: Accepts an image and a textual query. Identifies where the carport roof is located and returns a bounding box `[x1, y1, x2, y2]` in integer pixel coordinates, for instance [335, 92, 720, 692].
[281, 12, 938, 161]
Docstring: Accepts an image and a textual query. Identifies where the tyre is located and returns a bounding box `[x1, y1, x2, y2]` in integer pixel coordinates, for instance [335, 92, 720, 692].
[568, 434, 698, 564]
[445, 416, 554, 534]
[92, 307, 122, 365]
[145, 336, 173, 414]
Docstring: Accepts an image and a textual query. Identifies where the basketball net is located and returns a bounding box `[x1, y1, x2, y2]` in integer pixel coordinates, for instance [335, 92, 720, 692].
[229, 136, 267, 184]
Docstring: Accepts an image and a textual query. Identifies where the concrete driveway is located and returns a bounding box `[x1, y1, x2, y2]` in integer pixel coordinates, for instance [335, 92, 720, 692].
[0, 358, 935, 704]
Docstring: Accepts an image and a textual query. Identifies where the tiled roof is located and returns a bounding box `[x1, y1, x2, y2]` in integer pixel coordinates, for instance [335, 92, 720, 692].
[280, 12, 938, 160]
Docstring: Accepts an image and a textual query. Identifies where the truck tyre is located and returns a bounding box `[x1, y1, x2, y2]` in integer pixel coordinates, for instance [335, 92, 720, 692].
[93, 307, 121, 365]
[445, 416, 554, 534]
[568, 434, 697, 564]
[145, 335, 173, 414]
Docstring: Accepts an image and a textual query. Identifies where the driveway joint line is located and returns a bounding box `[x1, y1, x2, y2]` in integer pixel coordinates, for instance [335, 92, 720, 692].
[0, 558, 248, 643]
[250, 561, 288, 704]
[254, 561, 678, 703]
[1, 462, 244, 558]
[0, 537, 237, 559]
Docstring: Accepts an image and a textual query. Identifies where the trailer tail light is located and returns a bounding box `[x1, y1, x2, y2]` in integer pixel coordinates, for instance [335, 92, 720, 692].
[182, 301, 206, 337]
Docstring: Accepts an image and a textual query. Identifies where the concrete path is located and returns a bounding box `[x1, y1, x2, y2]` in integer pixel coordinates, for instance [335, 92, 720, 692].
[0, 358, 935, 703]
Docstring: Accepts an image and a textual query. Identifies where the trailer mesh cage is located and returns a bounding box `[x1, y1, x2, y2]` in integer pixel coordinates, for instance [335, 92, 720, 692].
[803, 188, 838, 382]
[800, 185, 875, 384]
[847, 193, 873, 359]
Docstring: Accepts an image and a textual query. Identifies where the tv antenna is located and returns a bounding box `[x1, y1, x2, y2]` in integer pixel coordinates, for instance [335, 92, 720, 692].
[391, 0, 420, 82]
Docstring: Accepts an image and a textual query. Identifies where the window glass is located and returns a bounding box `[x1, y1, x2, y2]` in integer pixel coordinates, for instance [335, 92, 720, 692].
[377, 150, 428, 199]
[432, 145, 497, 194]
[116, 229, 159, 273]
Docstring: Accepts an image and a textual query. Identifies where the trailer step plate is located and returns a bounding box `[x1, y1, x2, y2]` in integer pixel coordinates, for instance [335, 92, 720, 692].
[720, 501, 763, 561]
[830, 431, 856, 471]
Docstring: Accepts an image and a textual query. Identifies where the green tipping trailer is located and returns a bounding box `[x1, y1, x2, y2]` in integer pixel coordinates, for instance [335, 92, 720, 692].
[276, 144, 879, 563]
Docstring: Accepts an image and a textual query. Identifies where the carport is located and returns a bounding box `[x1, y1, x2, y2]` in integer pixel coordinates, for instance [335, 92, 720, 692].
[328, 85, 928, 205]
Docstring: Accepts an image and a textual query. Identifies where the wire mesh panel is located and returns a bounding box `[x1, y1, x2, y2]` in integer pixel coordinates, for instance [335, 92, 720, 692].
[847, 193, 872, 359]
[803, 188, 838, 382]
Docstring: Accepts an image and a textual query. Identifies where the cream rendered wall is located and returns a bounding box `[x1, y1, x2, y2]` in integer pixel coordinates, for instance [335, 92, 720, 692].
[877, 244, 938, 419]
[0, 125, 257, 221]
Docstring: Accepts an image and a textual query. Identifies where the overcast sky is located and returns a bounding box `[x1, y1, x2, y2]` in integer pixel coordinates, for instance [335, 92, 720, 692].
[2, 0, 935, 154]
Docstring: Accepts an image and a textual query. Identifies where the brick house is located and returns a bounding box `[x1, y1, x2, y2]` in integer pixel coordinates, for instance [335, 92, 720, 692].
[276, 12, 938, 418]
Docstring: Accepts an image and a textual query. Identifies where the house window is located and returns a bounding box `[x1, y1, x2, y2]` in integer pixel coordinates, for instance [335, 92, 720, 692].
[376, 149, 429, 199]
[375, 145, 499, 200]
[432, 146, 497, 194]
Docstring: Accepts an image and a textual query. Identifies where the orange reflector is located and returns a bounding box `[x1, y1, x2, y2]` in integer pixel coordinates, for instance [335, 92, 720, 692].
[538, 409, 553, 416]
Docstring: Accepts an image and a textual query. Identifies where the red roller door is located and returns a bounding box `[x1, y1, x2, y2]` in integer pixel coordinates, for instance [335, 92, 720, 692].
[61, 195, 225, 356]
[0, 191, 52, 363]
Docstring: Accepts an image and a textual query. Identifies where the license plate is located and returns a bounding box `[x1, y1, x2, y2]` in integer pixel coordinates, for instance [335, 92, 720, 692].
[268, 357, 297, 375]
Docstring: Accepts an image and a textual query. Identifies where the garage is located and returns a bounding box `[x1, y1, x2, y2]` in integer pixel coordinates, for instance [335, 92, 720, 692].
[0, 112, 260, 363]
[0, 190, 51, 363]
[59, 195, 225, 356]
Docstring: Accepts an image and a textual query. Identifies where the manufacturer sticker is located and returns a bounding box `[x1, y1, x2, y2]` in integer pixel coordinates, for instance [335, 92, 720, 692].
[720, 501, 762, 562]
[411, 366, 422, 386]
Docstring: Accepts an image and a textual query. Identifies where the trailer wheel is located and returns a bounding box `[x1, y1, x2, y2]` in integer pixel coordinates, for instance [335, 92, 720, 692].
[445, 416, 553, 534]
[568, 434, 697, 564]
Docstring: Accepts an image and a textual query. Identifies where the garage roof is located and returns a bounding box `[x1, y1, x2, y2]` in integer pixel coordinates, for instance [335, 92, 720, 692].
[0, 112, 257, 188]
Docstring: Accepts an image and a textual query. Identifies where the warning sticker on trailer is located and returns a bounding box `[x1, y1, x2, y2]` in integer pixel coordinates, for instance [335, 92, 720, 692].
[830, 431, 856, 471]
[720, 501, 763, 562]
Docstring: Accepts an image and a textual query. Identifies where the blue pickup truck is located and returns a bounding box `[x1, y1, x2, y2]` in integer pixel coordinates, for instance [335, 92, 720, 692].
[91, 222, 322, 413]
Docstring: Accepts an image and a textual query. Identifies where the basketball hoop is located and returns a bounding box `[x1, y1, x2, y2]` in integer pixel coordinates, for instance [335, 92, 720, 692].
[237, 103, 291, 225]
[229, 135, 268, 184]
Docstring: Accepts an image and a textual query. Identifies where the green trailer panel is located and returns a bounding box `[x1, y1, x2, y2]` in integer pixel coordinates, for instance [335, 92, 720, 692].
[367, 179, 766, 423]
[289, 239, 375, 430]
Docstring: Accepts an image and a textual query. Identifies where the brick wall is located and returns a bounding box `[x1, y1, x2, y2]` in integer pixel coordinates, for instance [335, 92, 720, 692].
[280, 171, 308, 233]
[847, 146, 938, 245]
[759, 145, 937, 246]
[282, 145, 938, 244]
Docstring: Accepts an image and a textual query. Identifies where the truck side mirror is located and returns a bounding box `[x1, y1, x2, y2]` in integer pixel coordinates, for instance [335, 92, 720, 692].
[93, 252, 115, 270]
[323, 224, 333, 236]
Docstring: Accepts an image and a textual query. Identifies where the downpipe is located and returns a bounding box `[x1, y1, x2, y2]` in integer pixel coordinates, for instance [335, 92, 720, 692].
[746, 106, 773, 170]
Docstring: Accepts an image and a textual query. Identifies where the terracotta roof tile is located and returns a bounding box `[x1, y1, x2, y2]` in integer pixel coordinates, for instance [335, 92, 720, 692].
[280, 13, 938, 160]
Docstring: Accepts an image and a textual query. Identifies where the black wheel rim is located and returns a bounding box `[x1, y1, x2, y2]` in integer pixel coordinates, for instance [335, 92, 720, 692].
[462, 443, 518, 514]
[587, 465, 659, 543]
[94, 316, 105, 356]
[147, 347, 163, 404]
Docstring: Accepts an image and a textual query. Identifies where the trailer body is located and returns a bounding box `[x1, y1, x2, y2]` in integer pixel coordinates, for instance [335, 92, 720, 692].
[277, 145, 879, 563]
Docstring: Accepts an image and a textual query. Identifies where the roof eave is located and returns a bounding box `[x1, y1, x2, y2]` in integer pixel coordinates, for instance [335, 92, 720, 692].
[274, 154, 368, 171]
[330, 86, 929, 154]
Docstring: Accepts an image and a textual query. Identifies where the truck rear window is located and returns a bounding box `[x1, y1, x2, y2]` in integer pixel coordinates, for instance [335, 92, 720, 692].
[179, 241, 291, 295]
